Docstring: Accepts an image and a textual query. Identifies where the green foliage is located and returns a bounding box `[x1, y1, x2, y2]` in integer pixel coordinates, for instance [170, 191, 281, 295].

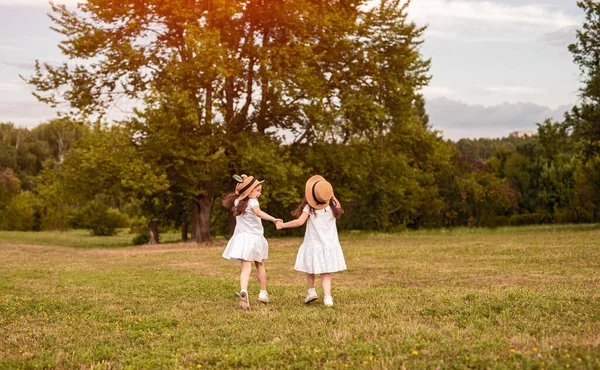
[34, 164, 71, 231]
[0, 191, 39, 231]
[506, 213, 554, 226]
[456, 171, 517, 227]
[132, 228, 150, 245]
[562, 1, 600, 220]
[25, 0, 435, 242]
[0, 168, 21, 208]
[10, 0, 598, 237]
[69, 202, 129, 236]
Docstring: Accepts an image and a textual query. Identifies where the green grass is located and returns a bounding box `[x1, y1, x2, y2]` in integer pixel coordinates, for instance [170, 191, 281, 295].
[1, 225, 599, 369]
[0, 229, 181, 248]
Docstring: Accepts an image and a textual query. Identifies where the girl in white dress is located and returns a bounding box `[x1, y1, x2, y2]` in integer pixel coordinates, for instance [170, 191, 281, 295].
[222, 174, 282, 311]
[277, 175, 346, 307]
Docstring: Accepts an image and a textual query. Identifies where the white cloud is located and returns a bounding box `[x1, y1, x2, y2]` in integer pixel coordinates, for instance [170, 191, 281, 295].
[421, 85, 455, 98]
[0, 96, 139, 128]
[0, 81, 25, 91]
[426, 97, 572, 140]
[1, 60, 35, 70]
[0, 44, 24, 51]
[408, 0, 581, 41]
[0, 0, 79, 6]
[0, 100, 58, 127]
[539, 26, 578, 47]
[474, 85, 541, 95]
[410, 0, 578, 27]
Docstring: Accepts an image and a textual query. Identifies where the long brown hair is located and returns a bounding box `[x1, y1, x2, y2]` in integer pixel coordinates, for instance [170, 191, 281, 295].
[222, 192, 249, 216]
[291, 197, 344, 219]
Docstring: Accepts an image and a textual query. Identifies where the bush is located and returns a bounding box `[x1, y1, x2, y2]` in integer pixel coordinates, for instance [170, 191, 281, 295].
[69, 202, 130, 236]
[130, 217, 150, 244]
[0, 191, 39, 231]
[132, 228, 150, 245]
[508, 213, 554, 226]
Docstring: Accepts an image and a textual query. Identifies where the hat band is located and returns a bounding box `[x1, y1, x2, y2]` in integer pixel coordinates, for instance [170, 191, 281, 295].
[312, 181, 326, 205]
[238, 178, 256, 195]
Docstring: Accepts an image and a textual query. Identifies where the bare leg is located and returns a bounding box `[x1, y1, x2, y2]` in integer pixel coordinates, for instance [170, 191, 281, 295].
[254, 261, 267, 291]
[240, 260, 252, 291]
[321, 273, 332, 297]
[306, 273, 316, 289]
[304, 273, 318, 303]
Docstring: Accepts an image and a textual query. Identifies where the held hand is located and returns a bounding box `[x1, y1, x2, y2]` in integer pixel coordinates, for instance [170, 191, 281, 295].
[275, 220, 284, 230]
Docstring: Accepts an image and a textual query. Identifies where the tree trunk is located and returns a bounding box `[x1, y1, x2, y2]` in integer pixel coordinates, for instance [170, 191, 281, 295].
[191, 186, 213, 243]
[147, 219, 159, 245]
[181, 212, 188, 241]
[198, 192, 212, 242]
[190, 198, 201, 242]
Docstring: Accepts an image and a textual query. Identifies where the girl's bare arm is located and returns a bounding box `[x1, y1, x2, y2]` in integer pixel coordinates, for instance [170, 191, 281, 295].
[277, 212, 310, 229]
[252, 206, 282, 223]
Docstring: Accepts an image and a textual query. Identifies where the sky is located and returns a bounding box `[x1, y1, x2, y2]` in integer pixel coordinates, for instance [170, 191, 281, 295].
[0, 0, 585, 141]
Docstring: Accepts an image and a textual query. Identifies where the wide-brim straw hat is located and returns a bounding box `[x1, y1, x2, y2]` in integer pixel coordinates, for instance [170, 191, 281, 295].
[305, 175, 333, 210]
[236, 175, 265, 200]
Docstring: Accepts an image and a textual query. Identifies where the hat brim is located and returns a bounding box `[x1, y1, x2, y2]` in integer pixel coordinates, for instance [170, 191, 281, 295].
[305, 175, 329, 210]
[238, 179, 265, 200]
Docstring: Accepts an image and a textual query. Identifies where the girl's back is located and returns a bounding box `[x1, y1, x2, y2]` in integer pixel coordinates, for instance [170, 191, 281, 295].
[303, 205, 340, 247]
[233, 199, 264, 235]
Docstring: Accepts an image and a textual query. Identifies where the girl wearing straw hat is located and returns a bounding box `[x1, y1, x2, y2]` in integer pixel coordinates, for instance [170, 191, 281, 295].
[222, 174, 282, 311]
[276, 175, 346, 307]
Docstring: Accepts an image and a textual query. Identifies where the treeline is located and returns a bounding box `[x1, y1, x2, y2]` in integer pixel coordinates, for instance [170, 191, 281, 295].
[1, 115, 598, 241]
[1, 0, 599, 243]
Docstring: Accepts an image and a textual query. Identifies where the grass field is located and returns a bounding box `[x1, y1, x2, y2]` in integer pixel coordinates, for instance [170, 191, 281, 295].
[1, 225, 599, 369]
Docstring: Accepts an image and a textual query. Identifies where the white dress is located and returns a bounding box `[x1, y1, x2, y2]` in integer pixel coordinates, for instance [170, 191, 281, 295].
[222, 199, 269, 262]
[294, 205, 347, 274]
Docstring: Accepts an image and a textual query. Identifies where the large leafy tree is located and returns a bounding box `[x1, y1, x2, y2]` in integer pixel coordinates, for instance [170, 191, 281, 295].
[27, 0, 432, 240]
[565, 0, 600, 221]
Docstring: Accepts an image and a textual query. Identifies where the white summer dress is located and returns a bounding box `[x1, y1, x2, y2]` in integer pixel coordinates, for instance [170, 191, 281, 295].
[294, 205, 347, 274]
[222, 199, 269, 262]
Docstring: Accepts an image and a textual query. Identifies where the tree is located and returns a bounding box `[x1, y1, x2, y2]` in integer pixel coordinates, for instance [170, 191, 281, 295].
[568, 0, 600, 157]
[27, 0, 432, 241]
[0, 191, 38, 231]
[31, 118, 86, 163]
[565, 0, 600, 219]
[0, 168, 21, 210]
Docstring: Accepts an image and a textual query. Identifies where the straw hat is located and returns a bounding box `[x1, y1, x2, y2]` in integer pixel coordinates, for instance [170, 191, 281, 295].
[235, 175, 264, 200]
[305, 175, 333, 210]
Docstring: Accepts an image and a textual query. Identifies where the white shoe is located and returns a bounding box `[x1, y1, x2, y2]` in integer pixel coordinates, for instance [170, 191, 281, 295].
[258, 292, 269, 303]
[237, 291, 250, 311]
[324, 295, 333, 307]
[304, 290, 318, 304]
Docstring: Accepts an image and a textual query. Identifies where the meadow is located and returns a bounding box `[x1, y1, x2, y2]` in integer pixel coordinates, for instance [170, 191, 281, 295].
[1, 225, 599, 369]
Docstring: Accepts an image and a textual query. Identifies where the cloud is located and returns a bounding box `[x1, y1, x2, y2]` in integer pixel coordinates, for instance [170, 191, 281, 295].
[539, 26, 578, 47]
[0, 96, 139, 128]
[0, 100, 58, 127]
[421, 85, 455, 98]
[409, 0, 578, 27]
[408, 0, 581, 41]
[0, 44, 24, 51]
[0, 82, 25, 91]
[425, 97, 573, 140]
[0, 0, 79, 6]
[473, 85, 541, 95]
[1, 60, 36, 70]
